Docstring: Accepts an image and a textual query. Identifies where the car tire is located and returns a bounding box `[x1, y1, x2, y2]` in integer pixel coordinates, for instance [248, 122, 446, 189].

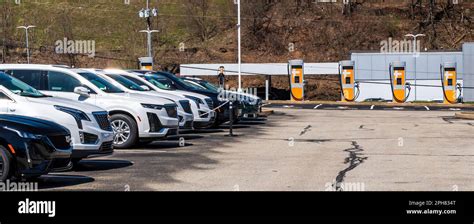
[0, 145, 13, 182]
[110, 114, 138, 149]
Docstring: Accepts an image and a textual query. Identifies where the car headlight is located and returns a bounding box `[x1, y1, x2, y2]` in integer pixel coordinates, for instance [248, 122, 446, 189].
[184, 95, 203, 108]
[3, 126, 43, 139]
[54, 105, 90, 129]
[141, 103, 164, 110]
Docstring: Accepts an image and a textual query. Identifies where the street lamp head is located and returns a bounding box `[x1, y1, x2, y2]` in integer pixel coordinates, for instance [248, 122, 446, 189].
[17, 25, 36, 30]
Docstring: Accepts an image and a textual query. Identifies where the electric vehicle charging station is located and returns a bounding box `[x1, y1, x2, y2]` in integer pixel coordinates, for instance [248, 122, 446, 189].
[440, 62, 462, 104]
[288, 59, 305, 102]
[339, 60, 360, 102]
[139, 57, 153, 70]
[389, 61, 411, 103]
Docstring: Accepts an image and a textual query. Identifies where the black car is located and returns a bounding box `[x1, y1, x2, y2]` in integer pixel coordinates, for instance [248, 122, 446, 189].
[0, 115, 73, 181]
[130, 70, 239, 127]
[181, 77, 262, 118]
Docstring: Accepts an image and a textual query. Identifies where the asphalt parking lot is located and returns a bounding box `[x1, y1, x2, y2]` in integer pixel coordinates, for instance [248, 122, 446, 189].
[37, 107, 474, 191]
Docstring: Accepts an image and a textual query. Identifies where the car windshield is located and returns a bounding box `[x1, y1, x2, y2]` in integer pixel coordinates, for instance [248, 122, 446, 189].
[0, 72, 47, 98]
[105, 74, 148, 92]
[154, 72, 204, 91]
[191, 79, 219, 92]
[77, 72, 125, 93]
[183, 79, 208, 90]
[143, 75, 177, 90]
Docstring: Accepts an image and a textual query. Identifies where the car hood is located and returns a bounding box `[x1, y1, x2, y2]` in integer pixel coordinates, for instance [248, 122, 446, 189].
[112, 92, 176, 105]
[173, 90, 209, 100]
[0, 114, 70, 136]
[25, 96, 106, 112]
[127, 90, 186, 102]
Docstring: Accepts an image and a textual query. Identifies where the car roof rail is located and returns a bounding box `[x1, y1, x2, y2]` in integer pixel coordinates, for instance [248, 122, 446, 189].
[50, 64, 71, 68]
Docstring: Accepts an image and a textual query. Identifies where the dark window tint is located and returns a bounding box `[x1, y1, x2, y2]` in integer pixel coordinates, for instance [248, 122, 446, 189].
[47, 71, 82, 92]
[8, 70, 45, 90]
[125, 76, 150, 88]
[0, 92, 12, 101]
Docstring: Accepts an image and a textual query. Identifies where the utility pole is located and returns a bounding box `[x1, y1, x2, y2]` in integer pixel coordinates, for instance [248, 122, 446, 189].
[236, 0, 242, 92]
[405, 33, 425, 101]
[138, 0, 158, 58]
[16, 25, 35, 64]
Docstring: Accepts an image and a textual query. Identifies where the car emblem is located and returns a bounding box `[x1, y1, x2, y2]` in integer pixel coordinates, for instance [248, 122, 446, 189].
[65, 135, 72, 143]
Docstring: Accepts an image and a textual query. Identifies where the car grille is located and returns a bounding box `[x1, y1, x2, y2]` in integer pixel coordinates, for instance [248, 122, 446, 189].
[48, 135, 71, 150]
[93, 112, 112, 131]
[205, 98, 214, 109]
[147, 113, 163, 132]
[179, 100, 192, 114]
[164, 104, 178, 118]
[199, 111, 209, 118]
[100, 141, 114, 152]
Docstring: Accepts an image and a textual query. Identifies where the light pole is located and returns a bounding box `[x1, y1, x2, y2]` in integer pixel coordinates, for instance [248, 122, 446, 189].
[138, 0, 158, 59]
[405, 33, 425, 101]
[236, 0, 242, 92]
[139, 29, 159, 58]
[17, 25, 36, 64]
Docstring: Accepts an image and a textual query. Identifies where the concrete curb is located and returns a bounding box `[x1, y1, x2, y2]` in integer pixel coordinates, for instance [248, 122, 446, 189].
[259, 110, 274, 116]
[265, 100, 474, 109]
[455, 112, 474, 120]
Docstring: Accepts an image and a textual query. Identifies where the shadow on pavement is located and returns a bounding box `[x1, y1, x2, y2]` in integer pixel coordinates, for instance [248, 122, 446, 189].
[72, 159, 134, 172]
[37, 174, 95, 189]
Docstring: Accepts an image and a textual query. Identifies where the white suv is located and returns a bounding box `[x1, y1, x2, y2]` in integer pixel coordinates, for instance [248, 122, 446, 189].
[0, 64, 179, 149]
[125, 71, 216, 128]
[0, 71, 114, 162]
[82, 69, 194, 130]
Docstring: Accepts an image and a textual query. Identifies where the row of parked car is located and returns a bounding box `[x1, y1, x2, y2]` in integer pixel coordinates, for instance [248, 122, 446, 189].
[0, 64, 262, 182]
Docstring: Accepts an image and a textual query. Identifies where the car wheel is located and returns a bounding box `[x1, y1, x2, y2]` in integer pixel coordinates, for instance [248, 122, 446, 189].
[0, 145, 13, 182]
[110, 114, 138, 149]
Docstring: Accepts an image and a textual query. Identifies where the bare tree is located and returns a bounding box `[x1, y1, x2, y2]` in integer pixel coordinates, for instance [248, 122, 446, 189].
[0, 2, 13, 63]
[185, 0, 218, 42]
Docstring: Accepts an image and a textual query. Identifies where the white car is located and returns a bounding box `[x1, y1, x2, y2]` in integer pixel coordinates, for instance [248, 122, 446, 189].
[0, 71, 114, 162]
[82, 69, 194, 130]
[125, 71, 216, 128]
[0, 64, 179, 149]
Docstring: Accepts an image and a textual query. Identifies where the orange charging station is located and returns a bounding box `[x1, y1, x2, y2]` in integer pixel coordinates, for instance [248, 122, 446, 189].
[139, 57, 153, 70]
[288, 60, 305, 102]
[339, 60, 359, 102]
[440, 62, 461, 104]
[389, 61, 411, 103]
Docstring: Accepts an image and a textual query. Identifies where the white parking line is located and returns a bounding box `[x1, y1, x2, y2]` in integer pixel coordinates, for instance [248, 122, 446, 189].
[424, 106, 430, 111]
[314, 104, 323, 109]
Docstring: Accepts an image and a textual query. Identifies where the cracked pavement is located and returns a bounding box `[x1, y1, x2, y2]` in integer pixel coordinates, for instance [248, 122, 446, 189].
[37, 108, 474, 191]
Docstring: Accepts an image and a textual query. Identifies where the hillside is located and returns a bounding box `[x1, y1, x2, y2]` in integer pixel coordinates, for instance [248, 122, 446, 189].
[1, 0, 473, 100]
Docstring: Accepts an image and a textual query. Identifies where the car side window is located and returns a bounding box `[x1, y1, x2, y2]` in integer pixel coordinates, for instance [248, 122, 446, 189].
[47, 71, 83, 92]
[7, 70, 46, 90]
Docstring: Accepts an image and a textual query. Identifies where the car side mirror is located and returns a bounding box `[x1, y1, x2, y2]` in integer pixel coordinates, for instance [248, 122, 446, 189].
[74, 86, 90, 97]
[140, 85, 150, 91]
